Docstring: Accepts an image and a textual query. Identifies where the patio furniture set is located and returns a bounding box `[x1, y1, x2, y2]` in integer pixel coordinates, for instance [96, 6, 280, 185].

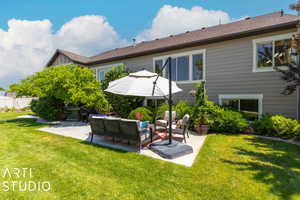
[92, 67, 194, 159]
[89, 111, 191, 151]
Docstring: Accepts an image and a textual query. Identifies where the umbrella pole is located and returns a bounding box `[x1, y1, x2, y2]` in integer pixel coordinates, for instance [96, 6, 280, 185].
[150, 58, 193, 159]
[168, 57, 173, 144]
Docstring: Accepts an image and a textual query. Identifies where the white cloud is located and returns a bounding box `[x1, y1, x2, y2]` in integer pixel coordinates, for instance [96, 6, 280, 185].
[0, 5, 234, 89]
[136, 5, 232, 42]
[55, 15, 127, 56]
[0, 16, 127, 89]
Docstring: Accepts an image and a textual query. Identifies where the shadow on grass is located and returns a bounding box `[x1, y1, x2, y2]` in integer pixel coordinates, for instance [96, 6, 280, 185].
[0, 118, 43, 127]
[222, 136, 300, 200]
[79, 140, 134, 153]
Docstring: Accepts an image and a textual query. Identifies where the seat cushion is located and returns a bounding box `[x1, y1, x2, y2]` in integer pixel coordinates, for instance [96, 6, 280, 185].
[140, 129, 151, 141]
[156, 120, 168, 127]
[119, 119, 140, 141]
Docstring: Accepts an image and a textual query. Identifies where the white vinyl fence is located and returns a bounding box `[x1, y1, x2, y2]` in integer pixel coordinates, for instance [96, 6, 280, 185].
[0, 96, 34, 109]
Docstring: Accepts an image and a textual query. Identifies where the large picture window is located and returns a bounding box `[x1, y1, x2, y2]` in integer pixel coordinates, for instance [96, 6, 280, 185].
[253, 33, 293, 72]
[153, 49, 205, 82]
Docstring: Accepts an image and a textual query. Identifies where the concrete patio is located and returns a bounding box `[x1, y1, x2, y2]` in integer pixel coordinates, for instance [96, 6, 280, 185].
[20, 115, 206, 167]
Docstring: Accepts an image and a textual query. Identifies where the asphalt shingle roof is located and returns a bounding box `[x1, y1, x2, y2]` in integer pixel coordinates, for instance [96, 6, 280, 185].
[47, 11, 300, 66]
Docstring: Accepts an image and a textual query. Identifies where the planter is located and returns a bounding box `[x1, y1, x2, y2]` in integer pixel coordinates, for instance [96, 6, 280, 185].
[194, 124, 209, 135]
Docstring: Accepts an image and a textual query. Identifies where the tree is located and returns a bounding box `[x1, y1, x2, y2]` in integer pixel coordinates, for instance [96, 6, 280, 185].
[0, 87, 4, 92]
[275, 3, 300, 119]
[101, 65, 144, 118]
[10, 65, 110, 119]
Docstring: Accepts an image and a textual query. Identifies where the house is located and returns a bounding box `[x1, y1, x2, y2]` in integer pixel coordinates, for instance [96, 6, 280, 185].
[47, 11, 300, 119]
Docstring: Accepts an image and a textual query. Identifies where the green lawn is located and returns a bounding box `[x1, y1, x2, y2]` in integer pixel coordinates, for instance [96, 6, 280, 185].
[1, 112, 300, 200]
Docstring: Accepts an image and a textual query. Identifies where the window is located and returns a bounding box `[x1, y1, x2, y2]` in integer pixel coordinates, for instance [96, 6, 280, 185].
[153, 49, 205, 83]
[256, 42, 273, 68]
[154, 60, 163, 74]
[253, 33, 294, 72]
[94, 63, 123, 81]
[219, 94, 263, 121]
[193, 54, 204, 80]
[165, 56, 189, 81]
[97, 70, 110, 81]
[275, 39, 293, 66]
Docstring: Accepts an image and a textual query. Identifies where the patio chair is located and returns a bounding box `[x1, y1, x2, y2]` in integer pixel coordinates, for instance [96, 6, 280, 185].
[103, 117, 121, 142]
[119, 119, 152, 151]
[155, 111, 176, 131]
[172, 114, 190, 143]
[89, 115, 106, 143]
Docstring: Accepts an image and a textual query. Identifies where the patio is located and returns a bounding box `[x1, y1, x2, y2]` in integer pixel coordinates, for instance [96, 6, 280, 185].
[37, 120, 206, 167]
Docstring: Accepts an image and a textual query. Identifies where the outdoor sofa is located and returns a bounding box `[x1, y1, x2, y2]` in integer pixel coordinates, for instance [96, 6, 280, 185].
[89, 115, 153, 150]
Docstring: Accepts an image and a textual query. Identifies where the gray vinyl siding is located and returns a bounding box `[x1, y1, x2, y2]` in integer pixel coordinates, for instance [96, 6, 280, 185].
[205, 38, 297, 118]
[123, 57, 153, 72]
[90, 29, 297, 119]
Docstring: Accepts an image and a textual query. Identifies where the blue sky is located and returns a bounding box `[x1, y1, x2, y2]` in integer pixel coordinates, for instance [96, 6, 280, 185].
[0, 0, 297, 89]
[0, 0, 297, 40]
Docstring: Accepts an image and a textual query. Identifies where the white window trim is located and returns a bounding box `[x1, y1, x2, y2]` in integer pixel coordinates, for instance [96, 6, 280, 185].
[153, 49, 206, 84]
[93, 63, 123, 80]
[252, 33, 294, 73]
[218, 94, 263, 116]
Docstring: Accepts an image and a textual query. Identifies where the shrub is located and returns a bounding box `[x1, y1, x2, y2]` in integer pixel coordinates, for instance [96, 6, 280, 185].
[156, 103, 169, 119]
[174, 100, 192, 119]
[10, 65, 110, 114]
[209, 108, 249, 133]
[128, 107, 153, 121]
[101, 65, 144, 117]
[31, 98, 64, 121]
[191, 101, 249, 133]
[253, 114, 299, 139]
[293, 125, 300, 139]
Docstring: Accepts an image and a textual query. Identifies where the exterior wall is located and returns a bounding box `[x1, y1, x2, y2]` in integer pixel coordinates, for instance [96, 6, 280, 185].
[52, 54, 73, 66]
[89, 28, 297, 118]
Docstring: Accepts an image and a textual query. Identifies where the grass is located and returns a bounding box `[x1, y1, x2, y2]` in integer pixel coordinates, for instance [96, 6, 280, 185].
[0, 112, 300, 200]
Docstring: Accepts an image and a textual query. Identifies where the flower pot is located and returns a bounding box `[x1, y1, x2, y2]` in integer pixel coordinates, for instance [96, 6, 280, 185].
[200, 125, 209, 134]
[194, 124, 209, 135]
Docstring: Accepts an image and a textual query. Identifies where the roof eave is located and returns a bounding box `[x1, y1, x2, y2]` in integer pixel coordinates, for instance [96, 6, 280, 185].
[87, 20, 299, 66]
[46, 50, 89, 67]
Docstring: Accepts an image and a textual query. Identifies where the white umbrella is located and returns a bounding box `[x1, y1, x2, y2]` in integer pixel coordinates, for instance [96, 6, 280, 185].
[104, 70, 182, 97]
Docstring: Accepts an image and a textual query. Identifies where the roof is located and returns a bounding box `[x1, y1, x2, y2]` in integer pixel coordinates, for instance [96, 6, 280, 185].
[47, 11, 300, 67]
[46, 49, 91, 66]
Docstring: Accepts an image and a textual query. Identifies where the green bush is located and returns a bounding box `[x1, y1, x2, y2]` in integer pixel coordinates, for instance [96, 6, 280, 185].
[31, 98, 64, 121]
[209, 108, 249, 133]
[191, 101, 249, 133]
[253, 114, 299, 139]
[293, 125, 300, 139]
[10, 65, 110, 113]
[174, 100, 192, 119]
[101, 65, 144, 117]
[156, 103, 169, 119]
[128, 107, 153, 121]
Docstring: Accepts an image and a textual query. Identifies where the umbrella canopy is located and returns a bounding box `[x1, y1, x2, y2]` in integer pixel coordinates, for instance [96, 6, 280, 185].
[104, 70, 182, 97]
